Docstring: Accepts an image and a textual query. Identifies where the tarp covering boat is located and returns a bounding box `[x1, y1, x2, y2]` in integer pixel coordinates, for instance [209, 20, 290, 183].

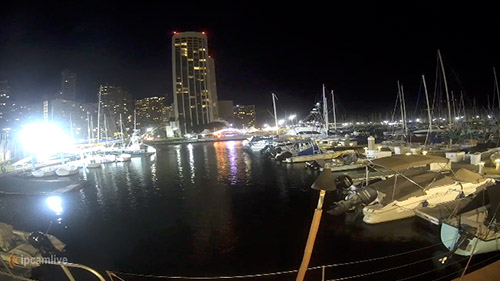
[371, 155, 449, 172]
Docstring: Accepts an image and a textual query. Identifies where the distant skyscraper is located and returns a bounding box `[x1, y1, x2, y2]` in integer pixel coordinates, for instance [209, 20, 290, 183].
[234, 105, 256, 128]
[60, 69, 76, 100]
[0, 80, 12, 127]
[98, 84, 133, 138]
[135, 96, 167, 129]
[172, 31, 218, 134]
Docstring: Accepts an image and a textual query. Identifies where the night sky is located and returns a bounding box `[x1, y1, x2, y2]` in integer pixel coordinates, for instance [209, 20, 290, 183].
[1, 2, 499, 124]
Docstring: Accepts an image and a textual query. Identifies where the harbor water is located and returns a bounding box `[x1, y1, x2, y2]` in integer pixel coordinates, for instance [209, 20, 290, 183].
[0, 141, 497, 280]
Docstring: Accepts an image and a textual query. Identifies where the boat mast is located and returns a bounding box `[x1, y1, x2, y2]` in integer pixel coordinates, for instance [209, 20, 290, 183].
[494, 67, 500, 117]
[134, 109, 137, 131]
[331, 90, 337, 131]
[437, 49, 452, 128]
[97, 88, 102, 141]
[422, 74, 432, 134]
[120, 113, 124, 146]
[397, 81, 405, 136]
[87, 111, 91, 144]
[272, 93, 278, 135]
[322, 84, 329, 130]
[104, 114, 109, 140]
[401, 85, 408, 137]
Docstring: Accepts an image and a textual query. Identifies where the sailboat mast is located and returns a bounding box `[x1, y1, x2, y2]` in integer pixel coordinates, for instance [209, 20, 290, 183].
[134, 109, 137, 131]
[494, 67, 500, 117]
[422, 74, 432, 134]
[120, 113, 124, 146]
[104, 114, 108, 140]
[437, 49, 452, 128]
[331, 90, 337, 130]
[272, 93, 278, 135]
[97, 88, 102, 141]
[90, 114, 94, 140]
[322, 84, 329, 129]
[401, 85, 408, 136]
[397, 81, 405, 135]
[87, 112, 91, 143]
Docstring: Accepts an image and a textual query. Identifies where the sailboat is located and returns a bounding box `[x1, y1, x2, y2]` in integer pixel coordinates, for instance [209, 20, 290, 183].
[32, 166, 58, 177]
[440, 183, 500, 256]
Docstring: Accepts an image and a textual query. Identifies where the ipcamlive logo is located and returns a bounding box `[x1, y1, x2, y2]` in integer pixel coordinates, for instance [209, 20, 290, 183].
[8, 253, 68, 268]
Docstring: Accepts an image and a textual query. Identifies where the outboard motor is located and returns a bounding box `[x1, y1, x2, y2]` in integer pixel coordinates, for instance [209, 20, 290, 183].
[328, 185, 378, 215]
[28, 231, 60, 256]
[275, 151, 292, 161]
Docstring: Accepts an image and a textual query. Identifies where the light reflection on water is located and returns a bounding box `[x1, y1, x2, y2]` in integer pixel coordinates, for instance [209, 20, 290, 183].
[0, 141, 450, 279]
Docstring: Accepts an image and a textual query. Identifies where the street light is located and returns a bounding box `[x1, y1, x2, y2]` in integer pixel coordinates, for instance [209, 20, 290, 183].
[296, 170, 348, 281]
[288, 114, 296, 121]
[278, 119, 285, 126]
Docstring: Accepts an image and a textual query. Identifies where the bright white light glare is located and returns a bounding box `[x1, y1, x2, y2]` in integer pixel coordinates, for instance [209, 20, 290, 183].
[19, 122, 73, 161]
[46, 196, 63, 215]
[288, 114, 296, 120]
[278, 119, 285, 126]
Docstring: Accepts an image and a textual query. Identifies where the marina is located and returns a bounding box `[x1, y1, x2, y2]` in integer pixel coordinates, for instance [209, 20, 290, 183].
[1, 140, 500, 280]
[2, 2, 500, 280]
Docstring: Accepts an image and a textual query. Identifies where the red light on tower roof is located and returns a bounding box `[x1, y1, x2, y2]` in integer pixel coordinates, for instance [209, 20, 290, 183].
[173, 31, 178, 34]
[201, 31, 206, 35]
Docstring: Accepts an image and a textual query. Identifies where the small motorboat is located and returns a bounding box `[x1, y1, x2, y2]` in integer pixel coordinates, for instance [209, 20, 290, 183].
[0, 222, 65, 274]
[32, 166, 58, 178]
[55, 165, 79, 176]
[440, 183, 500, 256]
[327, 155, 495, 224]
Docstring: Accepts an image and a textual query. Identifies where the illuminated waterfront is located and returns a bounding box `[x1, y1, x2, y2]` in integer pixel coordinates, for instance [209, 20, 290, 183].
[0, 141, 494, 280]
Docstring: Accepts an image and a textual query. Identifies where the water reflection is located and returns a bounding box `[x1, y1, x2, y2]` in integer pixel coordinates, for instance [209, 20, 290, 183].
[0, 141, 448, 279]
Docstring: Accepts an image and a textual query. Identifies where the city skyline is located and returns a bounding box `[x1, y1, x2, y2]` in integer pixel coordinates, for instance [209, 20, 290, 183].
[1, 2, 500, 123]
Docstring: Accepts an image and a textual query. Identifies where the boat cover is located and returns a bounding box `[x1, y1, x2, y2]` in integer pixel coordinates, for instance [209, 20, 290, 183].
[0, 223, 14, 251]
[371, 155, 449, 172]
[371, 169, 447, 205]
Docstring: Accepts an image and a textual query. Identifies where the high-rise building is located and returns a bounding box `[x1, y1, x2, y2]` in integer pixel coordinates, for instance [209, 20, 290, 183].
[234, 104, 256, 128]
[60, 69, 76, 100]
[98, 84, 133, 138]
[135, 96, 167, 130]
[0, 80, 12, 127]
[207, 57, 219, 120]
[172, 31, 218, 134]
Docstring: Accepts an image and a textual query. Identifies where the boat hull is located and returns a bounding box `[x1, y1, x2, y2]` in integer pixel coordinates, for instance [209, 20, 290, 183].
[441, 223, 499, 256]
[362, 179, 495, 224]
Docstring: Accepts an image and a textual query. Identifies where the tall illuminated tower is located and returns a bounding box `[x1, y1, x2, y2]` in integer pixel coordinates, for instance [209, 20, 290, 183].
[172, 31, 218, 134]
